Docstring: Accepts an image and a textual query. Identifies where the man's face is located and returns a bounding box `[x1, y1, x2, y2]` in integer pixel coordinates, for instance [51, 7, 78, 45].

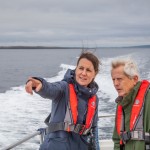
[111, 65, 138, 97]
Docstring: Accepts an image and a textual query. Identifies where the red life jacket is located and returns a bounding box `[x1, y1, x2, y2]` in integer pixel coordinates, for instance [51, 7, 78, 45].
[68, 84, 97, 134]
[45, 83, 97, 135]
[116, 80, 150, 145]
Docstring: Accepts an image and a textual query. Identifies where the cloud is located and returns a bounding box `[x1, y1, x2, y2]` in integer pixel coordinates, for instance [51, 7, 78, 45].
[0, 0, 150, 47]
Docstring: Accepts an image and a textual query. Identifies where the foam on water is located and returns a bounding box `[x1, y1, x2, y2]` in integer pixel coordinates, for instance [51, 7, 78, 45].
[0, 86, 50, 149]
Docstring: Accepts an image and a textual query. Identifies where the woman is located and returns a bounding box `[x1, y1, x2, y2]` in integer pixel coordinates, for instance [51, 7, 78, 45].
[25, 51, 100, 150]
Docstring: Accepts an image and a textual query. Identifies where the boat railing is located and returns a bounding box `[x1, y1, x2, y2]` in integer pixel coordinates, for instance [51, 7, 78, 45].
[2, 114, 115, 150]
[98, 114, 115, 118]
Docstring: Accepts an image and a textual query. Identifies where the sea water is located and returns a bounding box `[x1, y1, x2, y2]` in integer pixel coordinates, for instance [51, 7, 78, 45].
[0, 48, 150, 149]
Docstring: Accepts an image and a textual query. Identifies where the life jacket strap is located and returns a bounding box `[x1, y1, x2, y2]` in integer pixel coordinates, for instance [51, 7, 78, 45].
[120, 130, 150, 144]
[45, 122, 66, 133]
[45, 122, 91, 135]
[145, 132, 150, 144]
[130, 130, 145, 140]
[131, 131, 150, 143]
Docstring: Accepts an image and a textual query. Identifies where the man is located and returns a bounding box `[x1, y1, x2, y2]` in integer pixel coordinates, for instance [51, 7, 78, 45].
[111, 59, 150, 150]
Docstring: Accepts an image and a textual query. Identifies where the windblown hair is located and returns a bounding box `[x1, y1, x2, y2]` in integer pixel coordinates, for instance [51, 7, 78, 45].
[77, 51, 101, 74]
[111, 58, 140, 80]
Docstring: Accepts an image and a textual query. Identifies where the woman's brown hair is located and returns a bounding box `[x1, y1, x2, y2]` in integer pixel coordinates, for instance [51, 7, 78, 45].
[77, 51, 101, 74]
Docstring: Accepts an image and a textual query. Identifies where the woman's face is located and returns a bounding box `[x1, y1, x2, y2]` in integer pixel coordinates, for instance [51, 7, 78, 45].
[75, 58, 97, 87]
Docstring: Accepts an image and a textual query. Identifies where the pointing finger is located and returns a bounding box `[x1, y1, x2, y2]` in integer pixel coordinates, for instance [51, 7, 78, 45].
[35, 83, 42, 92]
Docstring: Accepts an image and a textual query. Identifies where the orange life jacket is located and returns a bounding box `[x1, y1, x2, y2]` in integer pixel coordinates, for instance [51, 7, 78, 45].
[68, 84, 96, 134]
[45, 83, 97, 135]
[116, 80, 150, 145]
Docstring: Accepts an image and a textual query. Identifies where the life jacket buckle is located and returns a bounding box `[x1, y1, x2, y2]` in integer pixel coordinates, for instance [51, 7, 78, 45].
[82, 128, 91, 135]
[79, 125, 86, 135]
[120, 131, 131, 144]
[74, 124, 85, 135]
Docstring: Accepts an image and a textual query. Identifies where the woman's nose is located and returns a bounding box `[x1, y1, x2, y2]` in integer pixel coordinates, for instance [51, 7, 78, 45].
[82, 69, 87, 75]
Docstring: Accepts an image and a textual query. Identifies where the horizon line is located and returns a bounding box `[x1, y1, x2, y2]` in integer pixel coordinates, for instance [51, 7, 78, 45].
[0, 44, 150, 49]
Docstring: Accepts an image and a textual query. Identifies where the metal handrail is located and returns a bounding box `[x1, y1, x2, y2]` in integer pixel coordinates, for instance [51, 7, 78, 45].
[98, 114, 115, 118]
[2, 129, 44, 150]
[2, 115, 115, 150]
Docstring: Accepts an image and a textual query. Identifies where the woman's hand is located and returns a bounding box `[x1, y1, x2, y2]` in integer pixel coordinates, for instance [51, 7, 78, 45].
[25, 77, 42, 95]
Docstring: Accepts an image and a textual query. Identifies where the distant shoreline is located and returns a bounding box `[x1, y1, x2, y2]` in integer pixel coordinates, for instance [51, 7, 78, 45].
[0, 46, 80, 49]
[0, 45, 150, 49]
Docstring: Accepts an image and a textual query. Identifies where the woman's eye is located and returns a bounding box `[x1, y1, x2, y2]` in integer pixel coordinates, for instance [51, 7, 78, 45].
[79, 67, 84, 70]
[87, 69, 91, 72]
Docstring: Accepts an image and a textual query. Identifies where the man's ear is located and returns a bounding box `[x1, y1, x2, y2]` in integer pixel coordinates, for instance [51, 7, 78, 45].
[133, 75, 139, 85]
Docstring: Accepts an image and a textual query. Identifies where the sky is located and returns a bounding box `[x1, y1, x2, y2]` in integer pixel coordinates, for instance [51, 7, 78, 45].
[0, 0, 150, 47]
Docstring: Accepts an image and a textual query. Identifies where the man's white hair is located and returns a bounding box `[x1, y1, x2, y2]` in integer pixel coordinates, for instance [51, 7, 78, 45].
[111, 58, 140, 80]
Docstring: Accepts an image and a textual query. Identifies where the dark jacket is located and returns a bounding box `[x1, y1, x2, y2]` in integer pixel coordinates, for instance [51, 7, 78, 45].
[35, 69, 100, 150]
[112, 81, 150, 150]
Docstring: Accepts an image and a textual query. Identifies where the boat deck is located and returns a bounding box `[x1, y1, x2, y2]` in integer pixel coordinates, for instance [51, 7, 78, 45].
[100, 140, 113, 150]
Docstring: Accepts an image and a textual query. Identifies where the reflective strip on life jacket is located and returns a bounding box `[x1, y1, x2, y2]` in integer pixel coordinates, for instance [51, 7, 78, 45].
[69, 84, 96, 130]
